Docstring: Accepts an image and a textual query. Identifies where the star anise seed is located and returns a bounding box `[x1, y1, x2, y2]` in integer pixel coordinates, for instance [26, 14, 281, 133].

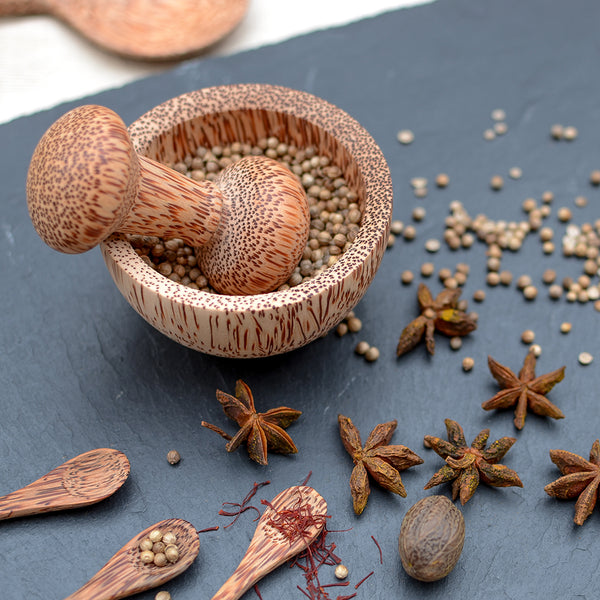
[544, 439, 600, 525]
[396, 283, 477, 357]
[201, 380, 301, 466]
[482, 352, 566, 430]
[423, 418, 522, 505]
[338, 414, 423, 515]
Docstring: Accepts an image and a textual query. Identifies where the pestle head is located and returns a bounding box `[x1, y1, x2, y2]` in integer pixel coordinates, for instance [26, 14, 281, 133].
[26, 105, 139, 254]
[199, 155, 310, 295]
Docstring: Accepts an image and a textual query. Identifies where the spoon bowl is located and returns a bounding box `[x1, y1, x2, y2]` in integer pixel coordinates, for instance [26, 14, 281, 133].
[0, 0, 249, 60]
[211, 485, 327, 600]
[64, 518, 199, 600]
[0, 448, 130, 520]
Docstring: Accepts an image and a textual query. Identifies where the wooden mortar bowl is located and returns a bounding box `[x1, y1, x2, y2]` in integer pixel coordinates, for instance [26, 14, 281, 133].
[100, 84, 393, 358]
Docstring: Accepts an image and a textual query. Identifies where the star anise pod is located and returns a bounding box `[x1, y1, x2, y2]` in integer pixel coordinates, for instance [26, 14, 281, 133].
[396, 283, 477, 357]
[544, 440, 600, 525]
[423, 418, 523, 505]
[338, 414, 423, 515]
[201, 380, 301, 466]
[482, 352, 566, 430]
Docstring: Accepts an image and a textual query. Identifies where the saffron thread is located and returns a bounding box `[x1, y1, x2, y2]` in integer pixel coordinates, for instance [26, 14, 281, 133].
[354, 571, 374, 590]
[371, 535, 383, 564]
[219, 480, 270, 528]
[196, 526, 219, 534]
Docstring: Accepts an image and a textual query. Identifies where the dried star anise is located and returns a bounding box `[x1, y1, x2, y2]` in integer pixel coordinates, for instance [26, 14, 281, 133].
[338, 414, 423, 515]
[396, 283, 477, 357]
[423, 418, 523, 505]
[544, 440, 600, 525]
[201, 380, 301, 466]
[482, 352, 566, 430]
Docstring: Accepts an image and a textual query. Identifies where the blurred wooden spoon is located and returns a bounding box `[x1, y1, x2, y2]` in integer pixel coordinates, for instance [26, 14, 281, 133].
[0, 0, 249, 60]
[64, 518, 200, 599]
[211, 485, 328, 600]
[0, 448, 130, 520]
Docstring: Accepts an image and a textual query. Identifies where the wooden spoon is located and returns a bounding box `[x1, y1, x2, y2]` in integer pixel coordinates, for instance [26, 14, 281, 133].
[0, 448, 130, 520]
[26, 104, 310, 295]
[64, 518, 200, 600]
[211, 485, 328, 600]
[0, 0, 249, 60]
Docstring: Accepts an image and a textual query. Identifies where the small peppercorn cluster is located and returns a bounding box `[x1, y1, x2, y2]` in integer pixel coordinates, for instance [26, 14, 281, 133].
[393, 112, 600, 309]
[139, 529, 179, 568]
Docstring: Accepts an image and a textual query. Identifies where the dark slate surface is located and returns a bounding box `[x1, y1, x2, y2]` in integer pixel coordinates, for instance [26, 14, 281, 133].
[2, 0, 600, 597]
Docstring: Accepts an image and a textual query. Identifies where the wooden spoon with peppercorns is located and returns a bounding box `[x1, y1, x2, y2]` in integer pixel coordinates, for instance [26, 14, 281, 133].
[0, 448, 130, 520]
[63, 518, 200, 600]
[211, 486, 328, 600]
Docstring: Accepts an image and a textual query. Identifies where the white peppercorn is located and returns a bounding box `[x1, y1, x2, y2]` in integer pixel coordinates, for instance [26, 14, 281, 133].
[364, 347, 380, 362]
[462, 357, 474, 372]
[335, 564, 349, 580]
[149, 529, 163, 543]
[165, 545, 179, 563]
[167, 450, 180, 465]
[154, 553, 168, 567]
[355, 341, 370, 355]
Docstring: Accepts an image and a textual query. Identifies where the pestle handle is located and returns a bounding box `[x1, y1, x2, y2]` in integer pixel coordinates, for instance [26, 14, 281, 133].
[26, 104, 223, 254]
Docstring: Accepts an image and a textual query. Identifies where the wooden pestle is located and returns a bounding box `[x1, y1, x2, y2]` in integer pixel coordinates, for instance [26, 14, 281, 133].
[26, 105, 310, 295]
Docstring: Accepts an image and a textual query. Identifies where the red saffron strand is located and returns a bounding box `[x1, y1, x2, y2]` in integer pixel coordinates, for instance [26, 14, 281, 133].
[321, 581, 349, 588]
[219, 505, 260, 519]
[219, 480, 270, 528]
[354, 571, 374, 589]
[253, 584, 263, 599]
[336, 594, 357, 600]
[290, 524, 350, 600]
[196, 526, 219, 533]
[371, 535, 383, 565]
[301, 470, 313, 486]
[297, 585, 311, 598]
[261, 497, 329, 543]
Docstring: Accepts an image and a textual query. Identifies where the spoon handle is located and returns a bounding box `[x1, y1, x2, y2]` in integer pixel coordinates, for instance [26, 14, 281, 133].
[62, 548, 134, 600]
[0, 0, 50, 16]
[210, 549, 272, 600]
[0, 475, 63, 520]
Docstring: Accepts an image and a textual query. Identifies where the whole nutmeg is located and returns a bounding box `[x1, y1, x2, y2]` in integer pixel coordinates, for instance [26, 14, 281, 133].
[398, 495, 465, 582]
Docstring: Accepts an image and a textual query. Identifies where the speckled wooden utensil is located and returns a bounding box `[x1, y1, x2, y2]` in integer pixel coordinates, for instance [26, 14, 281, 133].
[0, 0, 248, 60]
[63, 518, 199, 600]
[211, 486, 328, 600]
[0, 448, 129, 520]
[26, 104, 310, 295]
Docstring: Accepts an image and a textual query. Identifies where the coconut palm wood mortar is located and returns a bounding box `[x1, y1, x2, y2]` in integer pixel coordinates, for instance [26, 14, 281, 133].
[26, 104, 310, 295]
[95, 85, 392, 357]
